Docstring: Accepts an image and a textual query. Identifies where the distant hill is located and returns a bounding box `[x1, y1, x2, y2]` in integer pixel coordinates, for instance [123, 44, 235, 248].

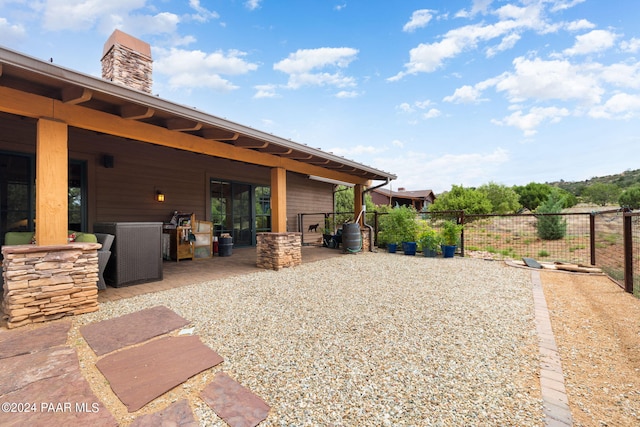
[548, 169, 640, 196]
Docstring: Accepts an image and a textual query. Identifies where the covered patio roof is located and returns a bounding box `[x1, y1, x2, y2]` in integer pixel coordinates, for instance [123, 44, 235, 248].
[0, 46, 396, 184]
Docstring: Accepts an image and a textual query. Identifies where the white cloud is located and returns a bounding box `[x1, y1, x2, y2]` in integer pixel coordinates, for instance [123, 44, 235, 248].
[486, 33, 520, 57]
[492, 107, 570, 136]
[41, 0, 147, 31]
[563, 29, 618, 56]
[396, 103, 414, 113]
[245, 0, 261, 11]
[122, 12, 181, 36]
[455, 0, 493, 18]
[374, 148, 509, 193]
[253, 84, 279, 99]
[423, 108, 441, 119]
[565, 19, 595, 32]
[403, 9, 435, 33]
[391, 139, 404, 148]
[621, 37, 640, 53]
[329, 145, 387, 156]
[599, 61, 640, 89]
[154, 47, 259, 91]
[389, 3, 548, 80]
[0, 18, 26, 44]
[274, 47, 359, 90]
[549, 0, 587, 13]
[274, 47, 358, 73]
[491, 56, 604, 104]
[188, 0, 219, 22]
[335, 90, 359, 98]
[443, 85, 484, 103]
[589, 93, 640, 119]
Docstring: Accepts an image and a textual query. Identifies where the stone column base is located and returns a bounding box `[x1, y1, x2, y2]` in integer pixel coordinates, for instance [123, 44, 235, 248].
[256, 233, 302, 270]
[2, 243, 100, 329]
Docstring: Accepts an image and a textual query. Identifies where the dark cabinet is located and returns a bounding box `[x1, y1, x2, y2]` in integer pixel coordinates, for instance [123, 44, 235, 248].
[93, 222, 163, 287]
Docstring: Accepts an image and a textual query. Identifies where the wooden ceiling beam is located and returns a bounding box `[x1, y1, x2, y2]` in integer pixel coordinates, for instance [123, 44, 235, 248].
[280, 152, 313, 160]
[165, 117, 202, 131]
[232, 139, 269, 148]
[261, 146, 293, 155]
[61, 86, 92, 104]
[201, 128, 239, 141]
[120, 104, 155, 120]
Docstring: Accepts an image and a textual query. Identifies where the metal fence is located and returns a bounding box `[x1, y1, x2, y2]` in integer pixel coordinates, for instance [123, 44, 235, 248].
[299, 208, 640, 296]
[623, 211, 640, 295]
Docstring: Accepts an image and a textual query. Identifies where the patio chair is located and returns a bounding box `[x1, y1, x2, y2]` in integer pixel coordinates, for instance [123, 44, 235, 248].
[95, 233, 115, 290]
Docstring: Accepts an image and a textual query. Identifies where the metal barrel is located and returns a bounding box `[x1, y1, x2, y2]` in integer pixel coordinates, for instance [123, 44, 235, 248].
[342, 223, 362, 253]
[218, 237, 233, 256]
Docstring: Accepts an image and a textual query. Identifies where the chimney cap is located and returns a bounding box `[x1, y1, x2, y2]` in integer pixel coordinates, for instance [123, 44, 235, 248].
[102, 29, 151, 59]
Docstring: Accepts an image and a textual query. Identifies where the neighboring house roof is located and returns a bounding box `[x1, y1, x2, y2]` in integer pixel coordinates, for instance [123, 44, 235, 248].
[372, 188, 436, 201]
[0, 46, 396, 184]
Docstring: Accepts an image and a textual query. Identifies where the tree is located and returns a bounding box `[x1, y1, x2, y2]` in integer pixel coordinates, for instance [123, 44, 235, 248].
[429, 185, 492, 214]
[582, 182, 622, 206]
[535, 190, 567, 240]
[619, 186, 640, 210]
[334, 185, 376, 224]
[477, 182, 521, 214]
[514, 182, 553, 211]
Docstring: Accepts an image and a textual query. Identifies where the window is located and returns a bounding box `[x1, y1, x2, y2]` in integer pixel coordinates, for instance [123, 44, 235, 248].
[0, 153, 87, 244]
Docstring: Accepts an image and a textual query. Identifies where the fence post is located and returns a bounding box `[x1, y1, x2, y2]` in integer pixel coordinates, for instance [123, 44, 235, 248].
[460, 210, 465, 258]
[589, 212, 596, 266]
[623, 212, 634, 294]
[374, 212, 379, 248]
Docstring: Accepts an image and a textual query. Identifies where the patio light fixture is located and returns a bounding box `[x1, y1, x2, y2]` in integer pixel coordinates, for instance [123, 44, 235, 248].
[155, 190, 165, 202]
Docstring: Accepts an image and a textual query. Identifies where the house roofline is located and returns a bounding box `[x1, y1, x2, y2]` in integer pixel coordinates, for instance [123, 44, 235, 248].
[0, 46, 396, 182]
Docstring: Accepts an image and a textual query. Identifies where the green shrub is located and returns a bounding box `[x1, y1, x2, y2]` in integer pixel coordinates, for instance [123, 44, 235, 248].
[378, 205, 419, 245]
[439, 220, 463, 246]
[535, 191, 567, 240]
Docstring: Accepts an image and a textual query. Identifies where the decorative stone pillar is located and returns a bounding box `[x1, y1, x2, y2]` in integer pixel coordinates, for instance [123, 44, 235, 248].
[2, 243, 100, 329]
[256, 233, 302, 271]
[361, 227, 371, 252]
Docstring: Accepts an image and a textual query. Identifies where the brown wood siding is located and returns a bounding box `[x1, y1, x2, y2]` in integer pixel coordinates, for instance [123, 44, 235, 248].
[371, 191, 391, 207]
[0, 112, 335, 237]
[286, 172, 333, 232]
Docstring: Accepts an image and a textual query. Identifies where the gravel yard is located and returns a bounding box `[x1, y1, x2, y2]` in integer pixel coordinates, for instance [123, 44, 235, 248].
[72, 253, 543, 426]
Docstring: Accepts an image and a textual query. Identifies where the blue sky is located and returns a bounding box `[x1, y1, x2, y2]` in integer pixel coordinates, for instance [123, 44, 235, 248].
[1, 0, 639, 193]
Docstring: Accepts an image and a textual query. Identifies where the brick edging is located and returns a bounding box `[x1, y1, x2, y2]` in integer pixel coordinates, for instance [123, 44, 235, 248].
[531, 270, 573, 426]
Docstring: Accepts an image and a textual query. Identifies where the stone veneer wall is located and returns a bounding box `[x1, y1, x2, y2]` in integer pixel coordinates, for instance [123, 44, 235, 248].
[2, 243, 100, 329]
[101, 44, 152, 94]
[361, 227, 371, 252]
[256, 233, 302, 271]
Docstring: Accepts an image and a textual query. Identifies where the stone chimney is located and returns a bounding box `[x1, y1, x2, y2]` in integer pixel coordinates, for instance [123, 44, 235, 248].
[101, 30, 152, 93]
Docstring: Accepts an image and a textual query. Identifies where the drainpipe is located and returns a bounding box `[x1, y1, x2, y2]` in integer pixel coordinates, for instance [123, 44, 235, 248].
[362, 179, 392, 252]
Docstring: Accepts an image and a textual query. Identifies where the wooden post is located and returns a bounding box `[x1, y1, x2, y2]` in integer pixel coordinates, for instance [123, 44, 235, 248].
[271, 167, 287, 232]
[36, 118, 68, 245]
[354, 184, 364, 225]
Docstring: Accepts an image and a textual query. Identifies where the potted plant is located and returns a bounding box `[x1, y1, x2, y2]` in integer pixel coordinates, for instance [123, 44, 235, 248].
[379, 205, 419, 254]
[418, 225, 441, 257]
[439, 220, 463, 258]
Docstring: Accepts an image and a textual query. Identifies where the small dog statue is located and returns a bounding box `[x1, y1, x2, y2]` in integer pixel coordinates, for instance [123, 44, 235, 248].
[308, 223, 319, 232]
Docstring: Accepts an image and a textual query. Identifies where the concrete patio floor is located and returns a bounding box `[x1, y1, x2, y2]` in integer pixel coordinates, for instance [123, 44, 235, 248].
[98, 245, 346, 303]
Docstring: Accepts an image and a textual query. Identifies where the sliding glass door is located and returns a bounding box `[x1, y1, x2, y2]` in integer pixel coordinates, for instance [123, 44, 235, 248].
[210, 179, 270, 246]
